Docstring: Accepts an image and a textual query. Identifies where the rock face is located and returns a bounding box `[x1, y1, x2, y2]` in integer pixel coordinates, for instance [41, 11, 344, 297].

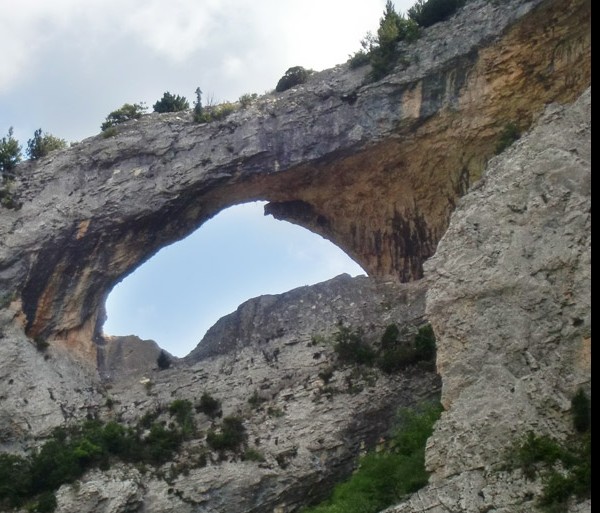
[0, 275, 440, 513]
[386, 88, 591, 513]
[0, 0, 591, 512]
[0, 0, 590, 360]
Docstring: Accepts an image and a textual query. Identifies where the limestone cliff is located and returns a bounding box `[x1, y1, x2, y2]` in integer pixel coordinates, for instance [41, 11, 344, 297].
[0, 0, 591, 511]
[386, 87, 591, 513]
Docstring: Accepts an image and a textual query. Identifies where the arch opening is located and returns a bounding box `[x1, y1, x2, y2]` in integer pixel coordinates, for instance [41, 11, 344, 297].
[103, 201, 366, 357]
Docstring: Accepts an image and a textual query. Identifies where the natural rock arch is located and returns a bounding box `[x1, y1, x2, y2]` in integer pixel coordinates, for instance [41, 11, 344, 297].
[0, 0, 590, 362]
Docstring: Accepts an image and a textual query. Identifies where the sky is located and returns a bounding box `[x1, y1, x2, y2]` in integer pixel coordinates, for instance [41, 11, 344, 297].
[1, 0, 414, 357]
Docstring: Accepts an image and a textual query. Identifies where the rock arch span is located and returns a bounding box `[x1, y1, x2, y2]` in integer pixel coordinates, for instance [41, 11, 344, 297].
[0, 0, 590, 363]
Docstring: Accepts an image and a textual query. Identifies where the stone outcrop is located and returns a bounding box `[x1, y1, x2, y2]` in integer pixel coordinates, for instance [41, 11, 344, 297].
[4, 275, 440, 512]
[386, 87, 591, 513]
[0, 0, 590, 361]
[0, 0, 591, 511]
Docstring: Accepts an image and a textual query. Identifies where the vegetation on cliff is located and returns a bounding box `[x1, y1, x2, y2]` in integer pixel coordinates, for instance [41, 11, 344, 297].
[301, 401, 443, 513]
[507, 389, 591, 512]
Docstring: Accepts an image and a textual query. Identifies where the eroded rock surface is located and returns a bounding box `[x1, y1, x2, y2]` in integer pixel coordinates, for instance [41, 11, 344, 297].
[386, 88, 591, 513]
[48, 276, 440, 513]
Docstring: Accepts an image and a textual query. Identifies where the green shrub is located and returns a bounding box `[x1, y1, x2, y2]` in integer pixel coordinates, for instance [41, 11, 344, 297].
[196, 392, 221, 418]
[368, 2, 419, 81]
[248, 390, 267, 409]
[0, 180, 21, 210]
[333, 324, 376, 366]
[169, 399, 195, 437]
[153, 92, 189, 113]
[26, 129, 67, 160]
[33, 337, 49, 352]
[243, 448, 265, 462]
[101, 103, 147, 131]
[0, 127, 21, 178]
[495, 122, 520, 154]
[275, 66, 313, 92]
[570, 388, 590, 433]
[101, 126, 118, 138]
[267, 406, 285, 418]
[348, 49, 371, 69]
[239, 93, 258, 108]
[156, 350, 172, 370]
[209, 101, 236, 121]
[380, 324, 400, 351]
[0, 453, 31, 508]
[301, 401, 443, 513]
[377, 323, 436, 373]
[509, 412, 591, 513]
[348, 1, 420, 82]
[194, 101, 237, 123]
[206, 416, 247, 452]
[414, 324, 436, 361]
[408, 0, 466, 28]
[0, 412, 193, 507]
[318, 367, 334, 384]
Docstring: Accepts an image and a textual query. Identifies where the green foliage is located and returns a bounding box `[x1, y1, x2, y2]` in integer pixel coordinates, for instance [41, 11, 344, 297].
[380, 324, 400, 350]
[318, 367, 334, 384]
[509, 392, 591, 512]
[207, 101, 236, 121]
[495, 122, 520, 154]
[101, 103, 147, 131]
[33, 337, 50, 352]
[193, 87, 204, 122]
[0, 179, 21, 210]
[144, 423, 182, 464]
[206, 416, 247, 452]
[352, 2, 420, 81]
[243, 448, 265, 462]
[414, 324, 436, 361]
[347, 49, 371, 69]
[0, 127, 22, 178]
[377, 323, 436, 373]
[196, 392, 222, 418]
[301, 402, 443, 513]
[192, 87, 236, 122]
[168, 399, 195, 437]
[0, 410, 195, 508]
[152, 92, 189, 113]
[26, 129, 67, 160]
[101, 126, 118, 138]
[275, 66, 314, 92]
[267, 406, 285, 418]
[408, 0, 466, 27]
[333, 324, 376, 366]
[248, 390, 267, 409]
[33, 491, 58, 512]
[570, 388, 590, 433]
[0, 453, 31, 508]
[156, 350, 172, 370]
[239, 93, 258, 108]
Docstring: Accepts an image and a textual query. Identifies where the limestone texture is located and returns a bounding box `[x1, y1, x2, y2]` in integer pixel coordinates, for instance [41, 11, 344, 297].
[385, 88, 591, 513]
[0, 0, 591, 511]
